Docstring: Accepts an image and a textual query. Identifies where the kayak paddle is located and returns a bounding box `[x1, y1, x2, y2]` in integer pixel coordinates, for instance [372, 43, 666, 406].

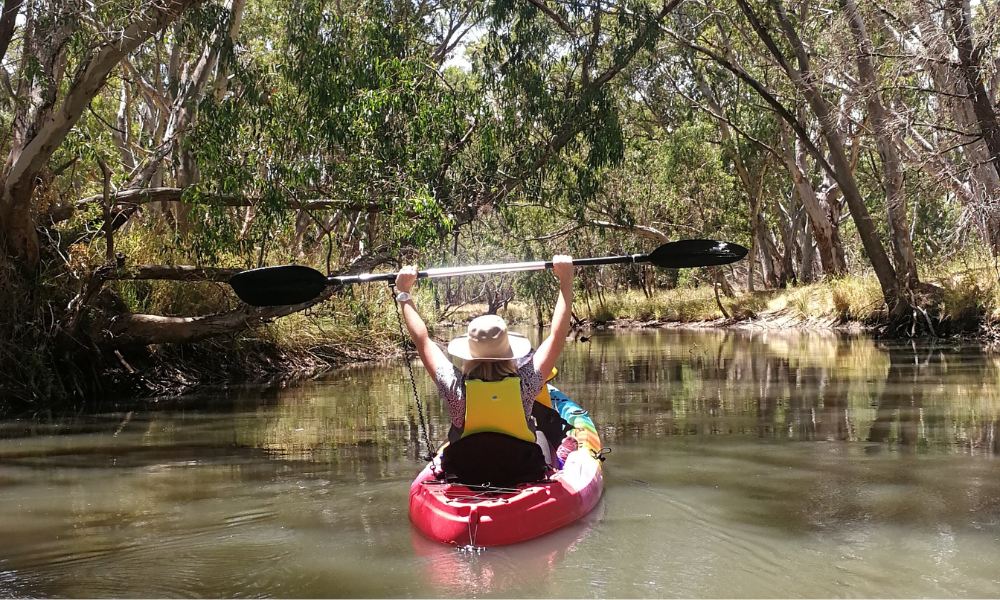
[229, 238, 749, 307]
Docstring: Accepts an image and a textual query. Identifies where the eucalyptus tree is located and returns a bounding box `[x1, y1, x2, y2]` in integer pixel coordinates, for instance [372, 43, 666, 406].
[666, 0, 929, 322]
[639, 36, 801, 288]
[873, 0, 1000, 257]
[0, 0, 204, 271]
[653, 3, 853, 287]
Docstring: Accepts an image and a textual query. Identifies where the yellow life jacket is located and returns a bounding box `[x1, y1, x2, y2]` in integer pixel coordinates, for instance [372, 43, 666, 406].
[534, 367, 559, 408]
[462, 377, 535, 442]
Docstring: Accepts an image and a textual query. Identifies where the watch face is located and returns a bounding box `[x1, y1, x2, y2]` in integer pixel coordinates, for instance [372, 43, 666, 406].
[396, 291, 411, 302]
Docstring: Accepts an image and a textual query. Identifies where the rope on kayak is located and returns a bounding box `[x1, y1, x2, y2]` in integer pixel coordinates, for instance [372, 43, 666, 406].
[389, 283, 435, 462]
[420, 480, 530, 496]
[591, 447, 612, 462]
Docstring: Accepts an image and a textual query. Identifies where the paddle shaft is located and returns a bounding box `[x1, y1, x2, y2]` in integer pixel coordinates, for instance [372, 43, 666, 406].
[228, 239, 747, 306]
[329, 253, 649, 286]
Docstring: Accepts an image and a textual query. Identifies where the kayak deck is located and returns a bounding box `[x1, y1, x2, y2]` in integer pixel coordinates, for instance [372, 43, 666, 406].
[408, 387, 603, 546]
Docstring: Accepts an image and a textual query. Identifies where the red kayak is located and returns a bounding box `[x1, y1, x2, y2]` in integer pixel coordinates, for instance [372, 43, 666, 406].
[409, 388, 603, 546]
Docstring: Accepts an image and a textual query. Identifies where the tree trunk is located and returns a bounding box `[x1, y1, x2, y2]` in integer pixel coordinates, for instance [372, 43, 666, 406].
[798, 215, 817, 284]
[842, 0, 919, 291]
[755, 215, 782, 287]
[949, 0, 1000, 179]
[740, 0, 902, 310]
[772, 194, 799, 287]
[944, 0, 1000, 255]
[780, 128, 845, 276]
[0, 0, 22, 64]
[692, 70, 767, 291]
[0, 194, 38, 267]
[105, 298, 328, 347]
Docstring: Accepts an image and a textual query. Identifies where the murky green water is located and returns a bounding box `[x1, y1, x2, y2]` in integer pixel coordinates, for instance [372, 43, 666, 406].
[2, 329, 1000, 597]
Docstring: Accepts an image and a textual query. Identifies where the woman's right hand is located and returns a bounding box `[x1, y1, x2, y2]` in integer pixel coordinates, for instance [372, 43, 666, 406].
[395, 265, 418, 293]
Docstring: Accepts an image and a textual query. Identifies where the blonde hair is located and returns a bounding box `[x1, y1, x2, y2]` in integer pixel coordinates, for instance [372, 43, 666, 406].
[462, 359, 518, 382]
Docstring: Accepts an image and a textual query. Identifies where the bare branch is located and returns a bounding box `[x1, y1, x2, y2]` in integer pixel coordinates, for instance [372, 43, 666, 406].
[67, 187, 411, 216]
[102, 251, 394, 348]
[525, 0, 575, 37]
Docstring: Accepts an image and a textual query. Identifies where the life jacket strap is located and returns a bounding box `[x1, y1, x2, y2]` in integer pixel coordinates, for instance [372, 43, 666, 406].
[534, 367, 559, 408]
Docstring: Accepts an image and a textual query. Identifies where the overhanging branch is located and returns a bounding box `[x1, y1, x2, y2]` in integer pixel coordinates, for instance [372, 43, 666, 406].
[101, 250, 395, 348]
[50, 187, 413, 224]
[107, 265, 241, 282]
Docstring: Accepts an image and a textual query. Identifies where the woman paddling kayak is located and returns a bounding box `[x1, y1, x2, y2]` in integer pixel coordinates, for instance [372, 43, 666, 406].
[393, 255, 576, 485]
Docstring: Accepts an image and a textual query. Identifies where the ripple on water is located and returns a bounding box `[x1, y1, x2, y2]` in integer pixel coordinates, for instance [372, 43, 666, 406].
[406, 502, 605, 597]
[8, 506, 303, 597]
[0, 568, 34, 598]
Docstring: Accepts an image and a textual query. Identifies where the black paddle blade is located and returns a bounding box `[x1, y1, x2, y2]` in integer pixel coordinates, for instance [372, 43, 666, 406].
[647, 239, 749, 268]
[229, 265, 328, 306]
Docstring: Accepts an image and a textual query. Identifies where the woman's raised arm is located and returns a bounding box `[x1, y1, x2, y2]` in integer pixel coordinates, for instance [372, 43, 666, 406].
[395, 266, 450, 379]
[533, 255, 574, 378]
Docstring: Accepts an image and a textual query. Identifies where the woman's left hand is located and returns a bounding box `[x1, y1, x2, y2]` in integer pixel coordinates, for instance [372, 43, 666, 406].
[552, 254, 574, 284]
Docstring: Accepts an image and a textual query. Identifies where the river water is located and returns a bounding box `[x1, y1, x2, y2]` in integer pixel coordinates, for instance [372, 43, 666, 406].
[1, 329, 999, 597]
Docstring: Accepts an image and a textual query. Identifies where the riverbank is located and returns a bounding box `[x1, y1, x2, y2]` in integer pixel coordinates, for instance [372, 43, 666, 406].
[4, 266, 998, 416]
[572, 267, 1000, 337]
[436, 268, 997, 337]
[112, 304, 410, 401]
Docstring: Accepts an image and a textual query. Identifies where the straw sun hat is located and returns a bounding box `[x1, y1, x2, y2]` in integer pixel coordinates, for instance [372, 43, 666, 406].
[447, 314, 531, 361]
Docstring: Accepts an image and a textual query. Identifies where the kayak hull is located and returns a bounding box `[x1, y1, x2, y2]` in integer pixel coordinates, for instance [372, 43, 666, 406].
[408, 388, 603, 546]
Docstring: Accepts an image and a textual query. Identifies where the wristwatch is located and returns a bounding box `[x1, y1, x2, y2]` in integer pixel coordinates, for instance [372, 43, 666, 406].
[395, 291, 412, 303]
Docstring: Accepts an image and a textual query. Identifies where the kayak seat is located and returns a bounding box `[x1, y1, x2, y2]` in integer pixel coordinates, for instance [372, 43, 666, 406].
[531, 402, 572, 451]
[440, 432, 548, 487]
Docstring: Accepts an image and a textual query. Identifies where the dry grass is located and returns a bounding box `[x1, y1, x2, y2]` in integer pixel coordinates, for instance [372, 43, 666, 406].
[575, 265, 998, 331]
[924, 260, 1000, 325]
[263, 299, 400, 361]
[579, 288, 720, 323]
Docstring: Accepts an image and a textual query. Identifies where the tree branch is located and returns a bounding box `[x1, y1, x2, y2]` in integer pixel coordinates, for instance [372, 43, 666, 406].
[525, 0, 574, 36]
[4, 0, 202, 200]
[668, 28, 836, 175]
[55, 187, 412, 223]
[101, 251, 394, 348]
[107, 265, 242, 282]
[0, 0, 22, 66]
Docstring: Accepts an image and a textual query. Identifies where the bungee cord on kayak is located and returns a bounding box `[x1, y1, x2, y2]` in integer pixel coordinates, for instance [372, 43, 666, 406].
[389, 282, 435, 462]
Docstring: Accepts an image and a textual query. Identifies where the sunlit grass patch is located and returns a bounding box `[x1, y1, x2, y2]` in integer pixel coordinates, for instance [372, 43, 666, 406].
[658, 287, 726, 321]
[734, 276, 882, 323]
[924, 261, 1000, 327]
[580, 288, 726, 323]
[575, 275, 893, 325]
[827, 275, 884, 321]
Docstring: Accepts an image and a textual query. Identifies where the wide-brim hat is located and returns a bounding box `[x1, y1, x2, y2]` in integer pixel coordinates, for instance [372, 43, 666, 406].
[447, 314, 531, 361]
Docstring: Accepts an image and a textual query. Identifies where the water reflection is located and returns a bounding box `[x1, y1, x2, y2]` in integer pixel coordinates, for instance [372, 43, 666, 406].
[561, 329, 1000, 454]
